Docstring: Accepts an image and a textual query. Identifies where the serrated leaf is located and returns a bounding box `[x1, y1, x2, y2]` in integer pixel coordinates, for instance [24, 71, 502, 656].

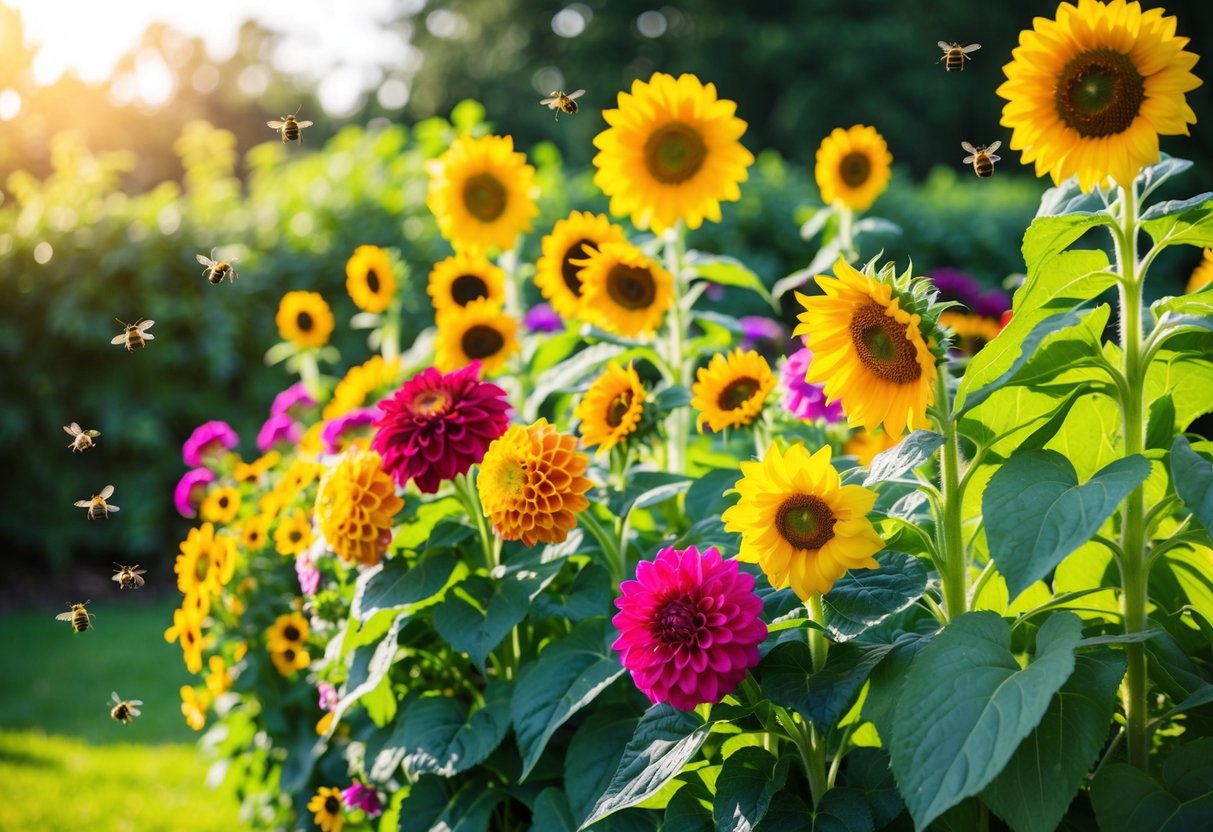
[387, 682, 512, 777]
[1146, 395, 1177, 450]
[1142, 198, 1213, 249]
[759, 788, 875, 832]
[1091, 739, 1213, 831]
[566, 707, 639, 825]
[863, 430, 943, 485]
[354, 550, 463, 620]
[761, 639, 894, 730]
[1141, 192, 1213, 222]
[711, 747, 788, 832]
[838, 748, 903, 828]
[1023, 213, 1115, 273]
[822, 551, 928, 642]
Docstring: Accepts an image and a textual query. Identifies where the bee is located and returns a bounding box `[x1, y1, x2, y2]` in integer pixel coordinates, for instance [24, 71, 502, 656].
[56, 600, 95, 633]
[111, 318, 155, 351]
[540, 89, 585, 121]
[938, 41, 981, 71]
[64, 422, 101, 453]
[112, 563, 147, 590]
[75, 484, 119, 520]
[267, 109, 313, 143]
[109, 692, 143, 725]
[961, 141, 1002, 178]
[196, 250, 238, 284]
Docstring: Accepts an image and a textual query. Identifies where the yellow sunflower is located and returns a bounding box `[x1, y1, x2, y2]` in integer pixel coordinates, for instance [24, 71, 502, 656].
[164, 605, 206, 673]
[267, 611, 309, 652]
[323, 355, 402, 420]
[434, 298, 520, 375]
[205, 655, 234, 698]
[843, 428, 902, 467]
[345, 245, 397, 314]
[308, 787, 346, 832]
[180, 685, 210, 731]
[426, 133, 538, 253]
[275, 291, 335, 349]
[574, 242, 675, 338]
[722, 443, 884, 599]
[691, 348, 777, 432]
[270, 644, 312, 677]
[274, 508, 314, 557]
[1187, 248, 1213, 293]
[940, 310, 1004, 357]
[535, 211, 628, 320]
[478, 419, 592, 547]
[575, 362, 647, 453]
[240, 514, 271, 552]
[427, 251, 506, 317]
[593, 72, 754, 233]
[315, 446, 404, 566]
[794, 258, 937, 437]
[174, 523, 237, 596]
[200, 486, 240, 525]
[234, 450, 280, 486]
[815, 125, 893, 212]
[998, 0, 1201, 192]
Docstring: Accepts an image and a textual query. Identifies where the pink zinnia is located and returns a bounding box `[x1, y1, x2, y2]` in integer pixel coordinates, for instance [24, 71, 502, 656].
[342, 782, 383, 817]
[612, 546, 767, 711]
[174, 468, 216, 518]
[317, 681, 338, 712]
[372, 362, 510, 494]
[257, 413, 302, 453]
[781, 347, 844, 423]
[321, 408, 378, 454]
[271, 381, 316, 418]
[182, 420, 239, 467]
[296, 551, 321, 596]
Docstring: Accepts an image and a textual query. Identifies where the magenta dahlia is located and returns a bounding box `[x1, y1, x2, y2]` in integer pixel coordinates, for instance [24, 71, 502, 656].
[372, 362, 510, 493]
[182, 420, 239, 467]
[781, 347, 844, 423]
[612, 546, 767, 711]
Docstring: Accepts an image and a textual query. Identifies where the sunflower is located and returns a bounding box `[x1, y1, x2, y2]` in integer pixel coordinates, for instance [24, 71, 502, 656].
[575, 362, 647, 453]
[998, 0, 1201, 192]
[574, 242, 675, 338]
[794, 258, 938, 437]
[323, 355, 402, 420]
[315, 446, 404, 566]
[535, 211, 628, 320]
[345, 245, 397, 314]
[205, 655, 234, 698]
[234, 450, 281, 486]
[270, 644, 312, 677]
[174, 523, 237, 597]
[722, 443, 884, 599]
[199, 486, 240, 525]
[180, 685, 210, 731]
[241, 514, 271, 552]
[275, 291, 335, 349]
[1188, 248, 1213, 294]
[267, 611, 309, 652]
[427, 133, 538, 253]
[593, 72, 754, 233]
[165, 605, 206, 673]
[274, 508, 314, 557]
[691, 348, 777, 433]
[434, 298, 520, 376]
[308, 787, 346, 832]
[815, 125, 893, 212]
[427, 251, 506, 317]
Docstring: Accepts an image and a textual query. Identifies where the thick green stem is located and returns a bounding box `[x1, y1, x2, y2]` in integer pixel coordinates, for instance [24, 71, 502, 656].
[800, 596, 830, 806]
[297, 351, 323, 402]
[935, 369, 967, 620]
[836, 204, 857, 261]
[806, 595, 828, 673]
[663, 224, 690, 474]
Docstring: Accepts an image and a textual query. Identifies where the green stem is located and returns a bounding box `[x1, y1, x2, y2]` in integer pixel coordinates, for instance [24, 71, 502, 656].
[836, 204, 857, 262]
[806, 595, 828, 673]
[935, 369, 967, 620]
[580, 509, 623, 586]
[803, 720, 828, 809]
[663, 223, 690, 474]
[381, 296, 402, 363]
[454, 471, 497, 571]
[297, 350, 323, 402]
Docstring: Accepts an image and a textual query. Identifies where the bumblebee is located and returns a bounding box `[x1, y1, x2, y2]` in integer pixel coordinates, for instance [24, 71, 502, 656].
[938, 41, 981, 71]
[540, 89, 585, 121]
[111, 318, 155, 351]
[196, 250, 238, 284]
[961, 141, 1002, 178]
[267, 110, 314, 143]
[75, 484, 119, 520]
[64, 422, 101, 453]
[112, 563, 147, 590]
[56, 601, 95, 633]
[109, 692, 143, 725]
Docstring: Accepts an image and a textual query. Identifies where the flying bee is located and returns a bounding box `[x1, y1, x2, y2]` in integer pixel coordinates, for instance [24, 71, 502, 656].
[961, 141, 1002, 178]
[109, 692, 143, 725]
[56, 600, 95, 633]
[540, 89, 585, 121]
[64, 422, 101, 453]
[267, 109, 313, 143]
[112, 563, 147, 590]
[75, 485, 119, 520]
[196, 250, 238, 284]
[111, 318, 155, 351]
[938, 41, 981, 71]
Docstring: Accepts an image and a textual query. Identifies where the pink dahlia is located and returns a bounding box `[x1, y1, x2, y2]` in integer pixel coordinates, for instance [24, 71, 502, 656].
[271, 381, 316, 418]
[342, 782, 383, 817]
[612, 546, 767, 711]
[781, 347, 844, 423]
[182, 420, 239, 467]
[321, 408, 378, 454]
[174, 468, 216, 518]
[372, 362, 510, 494]
[257, 413, 302, 453]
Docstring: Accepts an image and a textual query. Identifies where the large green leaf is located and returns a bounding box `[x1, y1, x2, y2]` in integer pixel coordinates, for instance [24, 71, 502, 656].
[566, 707, 640, 825]
[821, 551, 928, 642]
[684, 468, 742, 519]
[1142, 196, 1213, 249]
[862, 430, 943, 485]
[327, 612, 407, 736]
[353, 550, 465, 620]
[861, 632, 930, 743]
[838, 748, 903, 828]
[1172, 436, 1213, 531]
[1091, 739, 1213, 831]
[664, 782, 714, 832]
[889, 611, 1083, 829]
[761, 639, 894, 730]
[686, 252, 778, 310]
[379, 682, 512, 778]
[608, 472, 694, 518]
[1022, 213, 1114, 275]
[1146, 344, 1213, 432]
[525, 342, 626, 421]
[530, 788, 578, 832]
[712, 747, 789, 832]
[757, 789, 875, 832]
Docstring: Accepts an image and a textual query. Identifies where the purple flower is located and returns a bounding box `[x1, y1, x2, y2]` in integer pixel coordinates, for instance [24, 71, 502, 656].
[174, 468, 216, 518]
[271, 381, 316, 419]
[257, 413, 302, 453]
[296, 551, 321, 596]
[342, 782, 383, 817]
[321, 408, 378, 454]
[317, 682, 338, 712]
[928, 268, 985, 309]
[704, 282, 726, 302]
[182, 421, 239, 468]
[973, 289, 1012, 319]
[523, 303, 563, 333]
[739, 316, 785, 351]
[781, 347, 844, 422]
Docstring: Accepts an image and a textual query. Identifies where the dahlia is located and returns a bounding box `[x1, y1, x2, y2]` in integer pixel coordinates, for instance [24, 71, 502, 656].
[314, 446, 404, 566]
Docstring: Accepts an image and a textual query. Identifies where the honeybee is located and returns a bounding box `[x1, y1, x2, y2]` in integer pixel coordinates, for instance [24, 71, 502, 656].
[267, 109, 313, 143]
[196, 250, 238, 284]
[111, 318, 155, 351]
[109, 692, 143, 725]
[75, 485, 119, 520]
[56, 600, 95, 633]
[938, 41, 981, 71]
[961, 141, 1002, 178]
[540, 89, 585, 120]
[112, 563, 147, 589]
[64, 422, 101, 453]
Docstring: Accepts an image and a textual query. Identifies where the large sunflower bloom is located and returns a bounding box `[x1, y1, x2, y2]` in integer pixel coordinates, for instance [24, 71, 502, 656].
[722, 443, 884, 599]
[691, 348, 777, 433]
[427, 251, 506, 317]
[174, 523, 237, 597]
[535, 211, 628, 320]
[315, 446, 404, 566]
[574, 242, 674, 338]
[434, 298, 520, 376]
[275, 291, 334, 349]
[593, 72, 754, 233]
[345, 245, 397, 314]
[815, 125, 893, 212]
[794, 258, 937, 437]
[575, 362, 647, 453]
[427, 134, 538, 253]
[997, 0, 1201, 191]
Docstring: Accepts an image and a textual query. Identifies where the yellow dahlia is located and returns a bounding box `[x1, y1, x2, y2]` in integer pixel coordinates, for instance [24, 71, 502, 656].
[815, 125, 893, 212]
[427, 133, 538, 253]
[535, 211, 628, 320]
[998, 0, 1201, 191]
[1187, 248, 1213, 293]
[275, 291, 334, 349]
[575, 362, 647, 453]
[794, 258, 937, 436]
[593, 72, 754, 233]
[174, 523, 237, 596]
[691, 348, 777, 432]
[345, 245, 397, 314]
[315, 446, 404, 566]
[574, 242, 674, 338]
[323, 355, 401, 420]
[199, 486, 240, 525]
[478, 419, 592, 547]
[427, 251, 506, 316]
[274, 508, 314, 557]
[434, 298, 520, 376]
[723, 443, 883, 599]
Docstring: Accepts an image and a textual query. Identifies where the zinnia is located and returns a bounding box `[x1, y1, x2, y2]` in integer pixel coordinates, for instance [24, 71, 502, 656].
[257, 413, 302, 453]
[780, 348, 844, 423]
[182, 420, 239, 467]
[174, 468, 215, 519]
[342, 783, 383, 817]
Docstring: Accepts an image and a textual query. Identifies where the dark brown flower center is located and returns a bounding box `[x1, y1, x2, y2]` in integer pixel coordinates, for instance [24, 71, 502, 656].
[644, 122, 707, 184]
[412, 390, 448, 416]
[653, 595, 707, 647]
[776, 494, 836, 550]
[462, 173, 507, 222]
[217, 495, 230, 509]
[1054, 48, 1145, 138]
[365, 268, 381, 294]
[848, 300, 923, 384]
[606, 264, 657, 310]
[195, 554, 210, 582]
[324, 796, 340, 814]
[561, 239, 595, 295]
[283, 624, 301, 642]
[450, 274, 489, 306]
[297, 311, 314, 332]
[462, 325, 505, 359]
[718, 377, 760, 411]
[839, 152, 872, 188]
[282, 647, 296, 661]
[606, 390, 634, 428]
[289, 529, 302, 544]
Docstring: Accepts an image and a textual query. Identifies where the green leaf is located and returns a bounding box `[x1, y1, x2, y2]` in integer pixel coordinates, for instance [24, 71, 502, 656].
[773, 241, 842, 300]
[664, 783, 714, 832]
[1018, 388, 1085, 453]
[982, 650, 1126, 832]
[513, 617, 626, 781]
[838, 748, 903, 828]
[354, 550, 464, 620]
[984, 450, 1151, 601]
[889, 611, 1084, 829]
[761, 640, 895, 730]
[1022, 213, 1114, 273]
[1091, 738, 1213, 831]
[1137, 155, 1195, 201]
[712, 747, 788, 832]
[687, 253, 777, 310]
[1142, 196, 1213, 249]
[684, 468, 741, 519]
[328, 613, 407, 735]
[1151, 285, 1213, 320]
[861, 632, 930, 742]
[425, 519, 475, 552]
[383, 682, 512, 778]
[608, 472, 693, 518]
[530, 788, 577, 832]
[758, 789, 875, 832]
[1036, 178, 1108, 217]
[525, 343, 626, 422]
[567, 708, 640, 825]
[1147, 395, 1177, 450]
[1141, 192, 1213, 222]
[822, 551, 928, 642]
[652, 385, 692, 413]
[862, 430, 943, 485]
[1172, 436, 1213, 530]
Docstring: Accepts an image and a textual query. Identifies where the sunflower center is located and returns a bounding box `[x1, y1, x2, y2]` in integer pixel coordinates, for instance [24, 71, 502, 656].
[643, 122, 707, 184]
[195, 553, 211, 582]
[462, 173, 508, 222]
[848, 300, 923, 384]
[462, 325, 505, 359]
[561, 239, 594, 294]
[412, 390, 448, 416]
[606, 391, 634, 428]
[653, 594, 707, 647]
[718, 377, 760, 411]
[324, 796, 341, 815]
[606, 264, 657, 310]
[289, 529, 302, 544]
[776, 494, 836, 550]
[297, 311, 314, 332]
[451, 274, 489, 306]
[218, 495, 229, 510]
[839, 152, 872, 188]
[1054, 48, 1145, 138]
[283, 624, 301, 642]
[282, 647, 296, 661]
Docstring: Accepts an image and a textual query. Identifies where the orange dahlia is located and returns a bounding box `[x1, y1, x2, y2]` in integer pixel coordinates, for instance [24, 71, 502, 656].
[315, 446, 404, 566]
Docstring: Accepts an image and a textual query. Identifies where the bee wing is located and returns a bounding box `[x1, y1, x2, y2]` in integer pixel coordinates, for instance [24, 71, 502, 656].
[962, 43, 982, 53]
[99, 485, 114, 499]
[137, 320, 155, 331]
[961, 141, 977, 154]
[938, 41, 952, 51]
[111, 692, 121, 703]
[85, 430, 100, 437]
[267, 120, 285, 129]
[74, 500, 92, 508]
[111, 572, 122, 583]
[111, 333, 128, 345]
[986, 141, 1002, 154]
[988, 154, 1002, 162]
[56, 611, 74, 621]
[129, 704, 142, 714]
[65, 423, 81, 436]
[106, 504, 120, 512]
[963, 155, 977, 164]
[132, 574, 145, 587]
[540, 97, 557, 106]
[296, 121, 313, 129]
[196, 254, 216, 267]
[142, 332, 155, 341]
[566, 90, 585, 100]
